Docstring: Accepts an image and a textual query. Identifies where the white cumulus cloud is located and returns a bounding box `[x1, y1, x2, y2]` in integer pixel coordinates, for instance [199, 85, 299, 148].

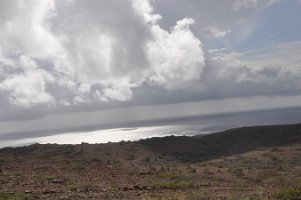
[0, 0, 300, 122]
[0, 69, 55, 108]
[146, 18, 205, 89]
[0, 0, 206, 109]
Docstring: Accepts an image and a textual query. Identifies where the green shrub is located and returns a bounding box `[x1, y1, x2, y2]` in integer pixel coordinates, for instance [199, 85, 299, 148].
[0, 192, 31, 200]
[162, 172, 179, 179]
[274, 188, 301, 200]
[232, 168, 245, 177]
[156, 181, 194, 190]
[143, 156, 151, 163]
[70, 183, 99, 192]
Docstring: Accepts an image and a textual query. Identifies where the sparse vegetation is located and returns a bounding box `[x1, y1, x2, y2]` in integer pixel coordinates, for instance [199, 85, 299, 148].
[70, 183, 99, 192]
[162, 172, 179, 179]
[1, 124, 301, 199]
[0, 192, 31, 200]
[232, 167, 245, 177]
[155, 181, 194, 190]
[274, 188, 301, 200]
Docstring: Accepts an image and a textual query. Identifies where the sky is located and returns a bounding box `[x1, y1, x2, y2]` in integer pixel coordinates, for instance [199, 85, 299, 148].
[0, 0, 301, 136]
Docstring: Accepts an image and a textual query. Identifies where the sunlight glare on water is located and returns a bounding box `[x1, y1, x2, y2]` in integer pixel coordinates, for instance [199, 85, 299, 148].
[0, 125, 208, 148]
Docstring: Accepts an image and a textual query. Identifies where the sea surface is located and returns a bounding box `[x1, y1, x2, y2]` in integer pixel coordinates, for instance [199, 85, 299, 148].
[1, 107, 301, 148]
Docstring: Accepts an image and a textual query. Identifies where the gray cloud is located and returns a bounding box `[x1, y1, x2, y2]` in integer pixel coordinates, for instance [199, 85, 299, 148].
[0, 0, 300, 122]
[0, 0, 206, 116]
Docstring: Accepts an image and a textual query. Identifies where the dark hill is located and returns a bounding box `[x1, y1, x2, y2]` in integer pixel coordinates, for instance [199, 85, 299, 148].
[139, 123, 301, 162]
[1, 123, 301, 163]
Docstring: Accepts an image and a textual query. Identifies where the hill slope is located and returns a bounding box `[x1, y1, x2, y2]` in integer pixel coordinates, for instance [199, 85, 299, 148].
[139, 123, 301, 162]
[0, 123, 301, 199]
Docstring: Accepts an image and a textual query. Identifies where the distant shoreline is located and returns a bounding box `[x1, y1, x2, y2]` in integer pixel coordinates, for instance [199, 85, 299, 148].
[2, 122, 301, 150]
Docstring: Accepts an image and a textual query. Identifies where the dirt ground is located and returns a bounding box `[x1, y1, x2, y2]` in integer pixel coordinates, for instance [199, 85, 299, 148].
[0, 140, 301, 199]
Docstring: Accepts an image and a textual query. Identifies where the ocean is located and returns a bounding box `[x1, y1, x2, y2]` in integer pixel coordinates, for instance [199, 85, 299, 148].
[1, 106, 301, 148]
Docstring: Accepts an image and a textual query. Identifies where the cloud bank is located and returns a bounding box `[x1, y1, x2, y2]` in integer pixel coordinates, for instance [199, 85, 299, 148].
[0, 0, 205, 112]
[0, 0, 300, 121]
[0, 0, 204, 106]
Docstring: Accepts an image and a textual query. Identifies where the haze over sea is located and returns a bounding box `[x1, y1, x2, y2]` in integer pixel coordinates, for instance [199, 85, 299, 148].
[1, 106, 301, 148]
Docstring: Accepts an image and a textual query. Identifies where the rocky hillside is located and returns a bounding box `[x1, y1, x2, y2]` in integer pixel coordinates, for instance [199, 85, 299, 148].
[139, 123, 301, 162]
[0, 123, 301, 199]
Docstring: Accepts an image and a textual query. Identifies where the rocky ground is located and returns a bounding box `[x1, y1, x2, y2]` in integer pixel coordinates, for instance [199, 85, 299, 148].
[1, 124, 301, 199]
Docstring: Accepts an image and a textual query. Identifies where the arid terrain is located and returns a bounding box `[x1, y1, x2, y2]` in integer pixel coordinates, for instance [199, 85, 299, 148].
[1, 124, 301, 199]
